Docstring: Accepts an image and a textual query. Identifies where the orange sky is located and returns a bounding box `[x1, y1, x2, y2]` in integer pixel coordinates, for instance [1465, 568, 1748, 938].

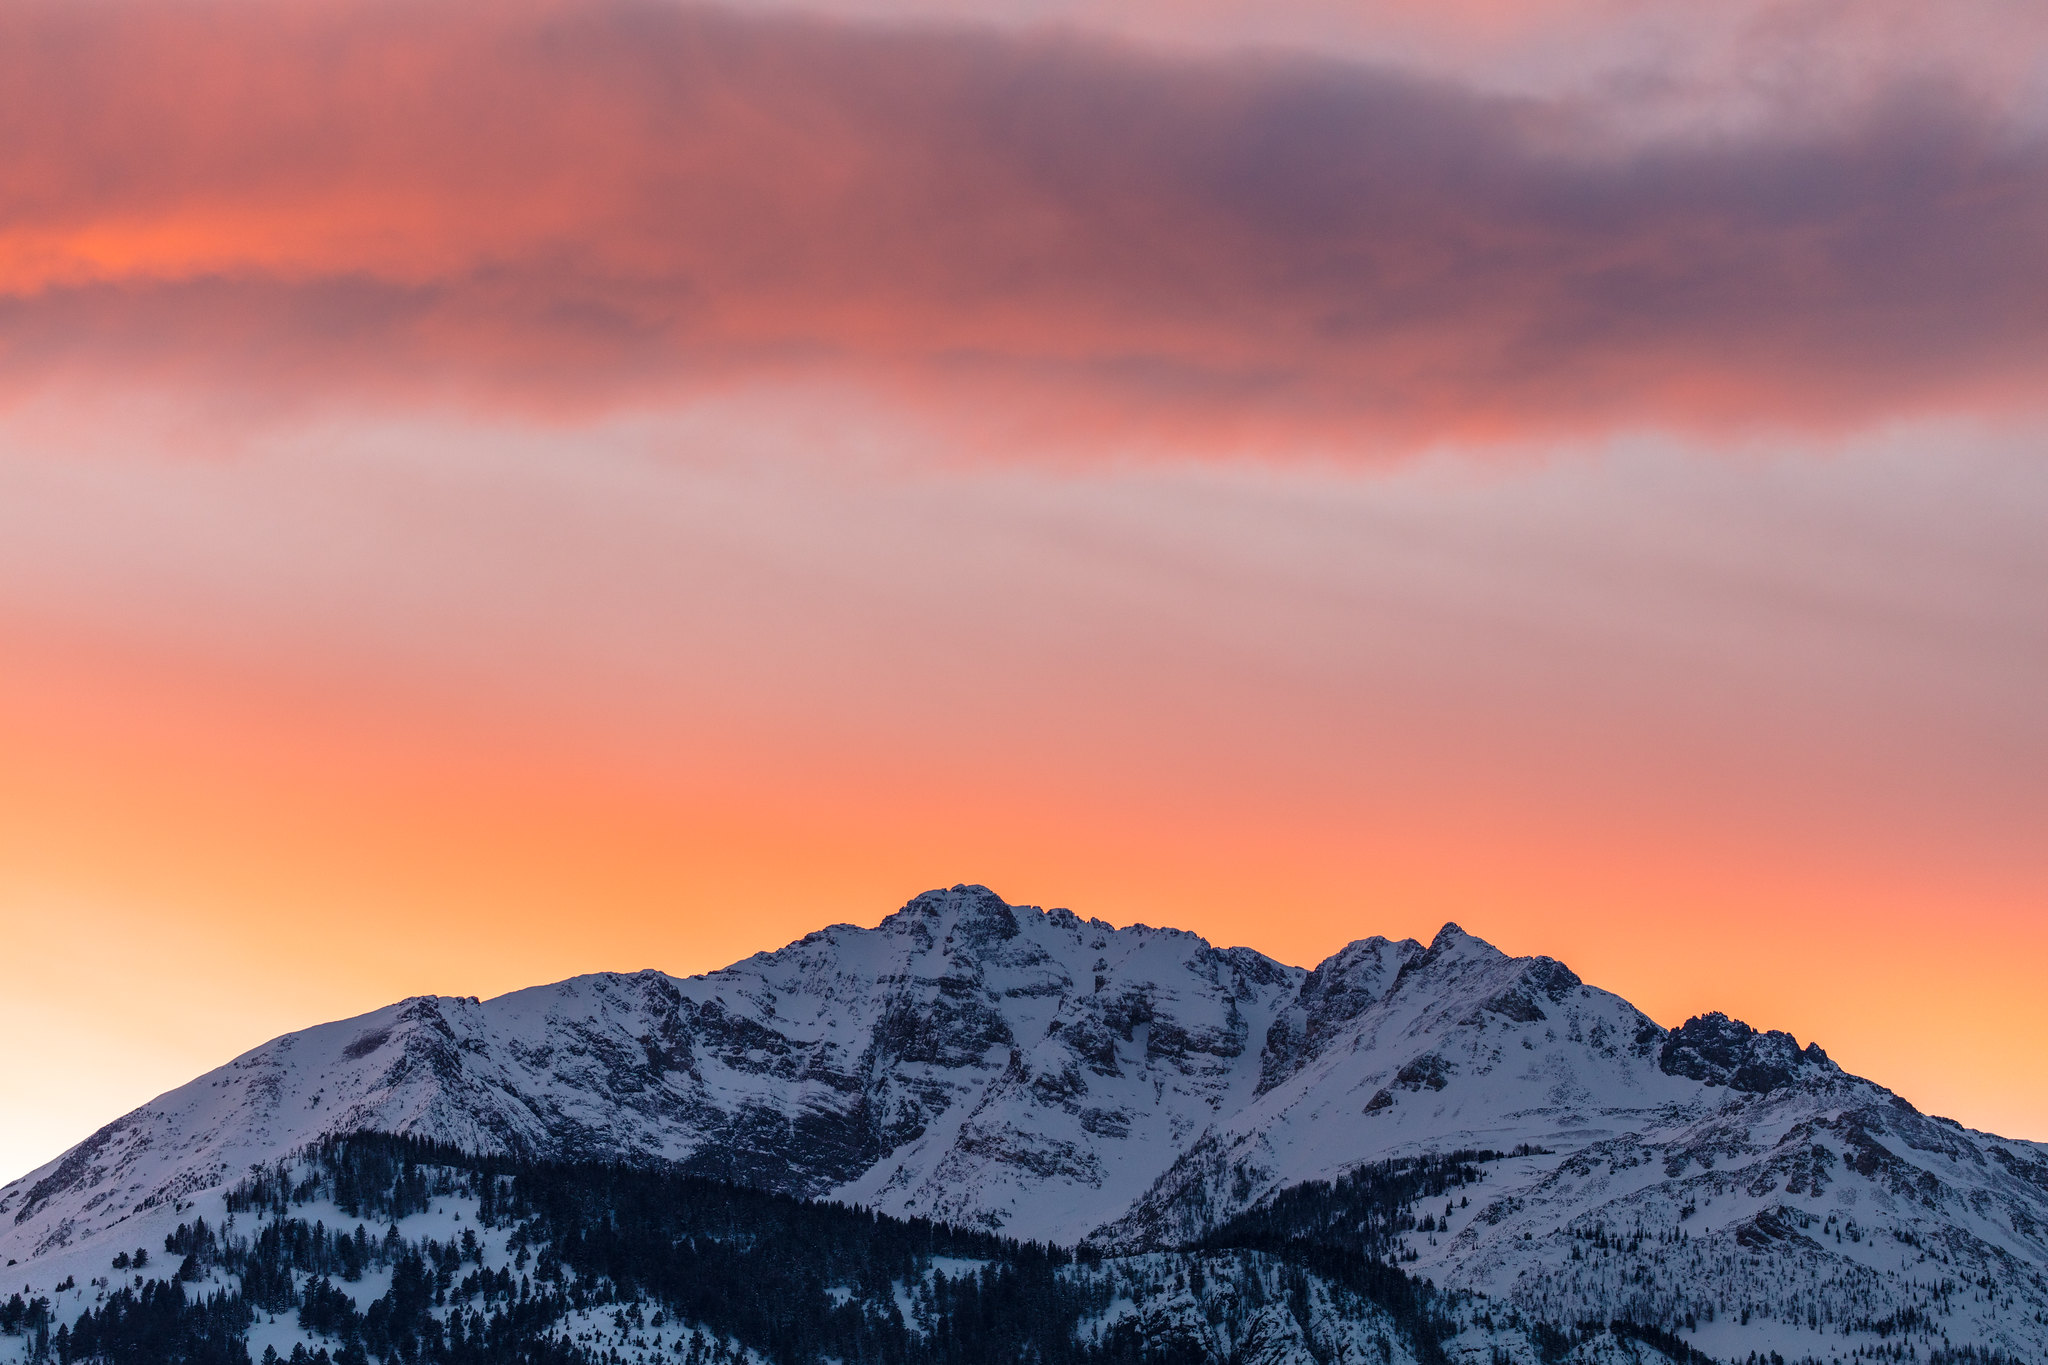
[0, 0, 2044, 1183]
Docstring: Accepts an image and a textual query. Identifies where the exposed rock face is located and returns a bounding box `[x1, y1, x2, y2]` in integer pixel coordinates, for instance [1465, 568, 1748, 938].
[1658, 1011, 1840, 1093]
[1256, 935, 1418, 1094]
[4, 886, 2046, 1363]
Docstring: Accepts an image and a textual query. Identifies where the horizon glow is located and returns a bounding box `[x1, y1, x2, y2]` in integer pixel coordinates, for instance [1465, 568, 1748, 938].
[0, 0, 2042, 1186]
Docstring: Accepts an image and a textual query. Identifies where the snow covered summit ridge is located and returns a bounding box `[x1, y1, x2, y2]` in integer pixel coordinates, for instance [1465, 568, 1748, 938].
[5, 883, 2046, 1361]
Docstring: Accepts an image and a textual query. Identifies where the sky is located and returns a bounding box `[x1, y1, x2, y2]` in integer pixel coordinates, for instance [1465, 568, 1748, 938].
[0, 0, 2044, 1185]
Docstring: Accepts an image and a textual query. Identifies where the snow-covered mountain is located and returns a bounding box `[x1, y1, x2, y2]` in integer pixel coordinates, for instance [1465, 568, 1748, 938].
[1102, 920, 2048, 1359]
[5, 885, 2046, 1362]
[1, 887, 1299, 1254]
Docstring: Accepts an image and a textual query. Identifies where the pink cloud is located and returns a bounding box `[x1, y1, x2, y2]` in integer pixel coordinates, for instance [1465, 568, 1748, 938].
[1, 0, 2045, 450]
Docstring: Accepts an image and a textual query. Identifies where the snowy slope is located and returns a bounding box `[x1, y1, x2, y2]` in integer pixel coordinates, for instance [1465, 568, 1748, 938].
[5, 886, 2046, 1361]
[1099, 924, 2048, 1359]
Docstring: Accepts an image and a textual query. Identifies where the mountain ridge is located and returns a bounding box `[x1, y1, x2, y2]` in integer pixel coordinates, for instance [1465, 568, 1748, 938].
[5, 885, 2046, 1362]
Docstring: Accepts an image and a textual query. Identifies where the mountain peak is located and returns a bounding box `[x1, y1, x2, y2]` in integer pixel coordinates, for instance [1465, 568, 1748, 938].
[1419, 920, 1509, 966]
[1427, 920, 1484, 952]
[889, 883, 1021, 942]
[899, 882, 1007, 914]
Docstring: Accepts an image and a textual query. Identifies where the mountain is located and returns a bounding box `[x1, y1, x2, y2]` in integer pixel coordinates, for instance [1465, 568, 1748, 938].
[0, 887, 1301, 1253]
[3, 885, 2045, 1365]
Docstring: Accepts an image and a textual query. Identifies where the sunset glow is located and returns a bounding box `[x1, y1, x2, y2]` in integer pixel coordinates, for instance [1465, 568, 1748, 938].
[0, 0, 2043, 1186]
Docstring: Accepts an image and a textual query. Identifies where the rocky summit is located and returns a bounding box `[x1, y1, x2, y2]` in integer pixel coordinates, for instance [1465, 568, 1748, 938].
[4, 886, 2045, 1364]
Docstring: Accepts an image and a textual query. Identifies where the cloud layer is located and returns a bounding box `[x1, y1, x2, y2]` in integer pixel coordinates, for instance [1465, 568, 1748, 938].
[3, 0, 2046, 449]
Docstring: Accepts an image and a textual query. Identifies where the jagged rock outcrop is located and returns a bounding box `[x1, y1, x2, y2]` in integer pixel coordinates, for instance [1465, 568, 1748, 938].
[1658, 1011, 1841, 1093]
